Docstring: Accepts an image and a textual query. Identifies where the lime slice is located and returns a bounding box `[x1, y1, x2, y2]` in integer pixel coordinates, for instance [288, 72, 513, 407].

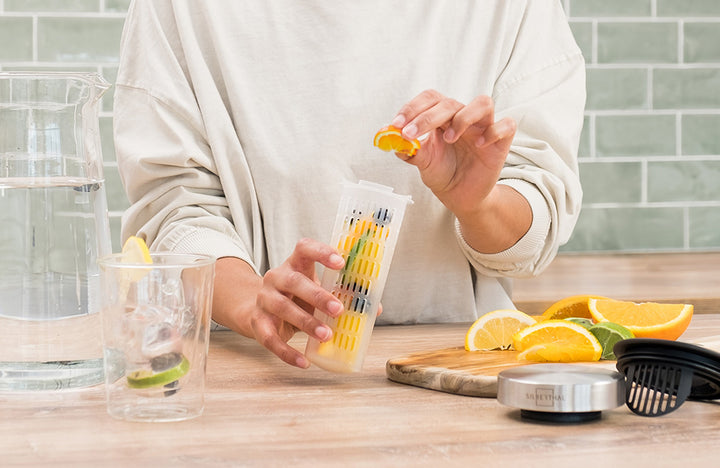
[589, 322, 634, 360]
[127, 354, 190, 389]
[565, 317, 594, 329]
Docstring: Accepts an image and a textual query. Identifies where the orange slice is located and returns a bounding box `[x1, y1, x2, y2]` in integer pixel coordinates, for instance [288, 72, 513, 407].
[465, 309, 536, 351]
[540, 294, 609, 321]
[588, 298, 693, 340]
[512, 320, 603, 362]
[373, 125, 420, 156]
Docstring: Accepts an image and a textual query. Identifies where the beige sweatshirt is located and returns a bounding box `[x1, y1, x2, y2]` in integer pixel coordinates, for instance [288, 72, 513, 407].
[114, 0, 585, 324]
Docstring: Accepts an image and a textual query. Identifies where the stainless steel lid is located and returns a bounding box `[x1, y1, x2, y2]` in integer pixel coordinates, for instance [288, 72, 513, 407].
[497, 364, 625, 422]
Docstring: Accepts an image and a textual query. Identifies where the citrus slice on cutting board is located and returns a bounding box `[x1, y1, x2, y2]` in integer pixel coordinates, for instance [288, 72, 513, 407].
[588, 322, 634, 360]
[540, 294, 609, 321]
[373, 125, 421, 156]
[512, 320, 603, 362]
[465, 309, 536, 351]
[588, 298, 693, 340]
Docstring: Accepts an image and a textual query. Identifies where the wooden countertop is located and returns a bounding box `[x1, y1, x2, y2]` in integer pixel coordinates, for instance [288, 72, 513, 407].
[3, 315, 720, 467]
[512, 252, 720, 315]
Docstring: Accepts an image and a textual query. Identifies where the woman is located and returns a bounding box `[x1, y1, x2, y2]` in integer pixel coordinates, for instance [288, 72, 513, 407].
[114, 0, 585, 368]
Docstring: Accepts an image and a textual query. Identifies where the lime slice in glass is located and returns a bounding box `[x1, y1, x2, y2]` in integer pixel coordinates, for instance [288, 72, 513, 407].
[127, 354, 190, 389]
[589, 322, 634, 360]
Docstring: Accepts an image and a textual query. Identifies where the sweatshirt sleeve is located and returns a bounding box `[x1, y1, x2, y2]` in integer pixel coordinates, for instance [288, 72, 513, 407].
[113, 1, 264, 272]
[458, 1, 586, 279]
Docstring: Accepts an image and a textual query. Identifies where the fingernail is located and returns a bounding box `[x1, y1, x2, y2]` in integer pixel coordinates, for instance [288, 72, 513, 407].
[329, 253, 344, 267]
[403, 123, 418, 139]
[315, 325, 333, 341]
[475, 136, 486, 147]
[444, 128, 455, 142]
[391, 114, 405, 127]
[296, 356, 310, 368]
[328, 300, 343, 316]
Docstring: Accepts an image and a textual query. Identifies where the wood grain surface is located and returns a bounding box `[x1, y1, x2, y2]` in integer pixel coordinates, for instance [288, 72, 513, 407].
[2, 317, 720, 467]
[386, 347, 616, 397]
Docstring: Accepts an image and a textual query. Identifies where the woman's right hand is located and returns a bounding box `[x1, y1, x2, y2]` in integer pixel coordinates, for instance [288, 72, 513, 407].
[212, 238, 345, 368]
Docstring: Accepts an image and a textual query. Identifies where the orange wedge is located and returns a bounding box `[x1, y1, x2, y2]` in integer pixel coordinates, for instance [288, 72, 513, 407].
[588, 298, 693, 340]
[512, 320, 603, 362]
[373, 125, 420, 156]
[540, 294, 609, 321]
[464, 309, 536, 351]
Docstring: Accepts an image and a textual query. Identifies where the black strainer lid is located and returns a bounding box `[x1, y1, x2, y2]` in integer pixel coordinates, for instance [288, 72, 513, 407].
[614, 338, 720, 400]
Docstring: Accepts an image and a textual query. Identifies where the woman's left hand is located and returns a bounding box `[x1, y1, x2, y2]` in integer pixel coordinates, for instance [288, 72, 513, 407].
[391, 89, 517, 220]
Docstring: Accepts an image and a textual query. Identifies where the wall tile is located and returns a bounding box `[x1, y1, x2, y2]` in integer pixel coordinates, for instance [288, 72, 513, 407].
[37, 17, 124, 62]
[0, 17, 33, 62]
[648, 160, 720, 202]
[578, 115, 591, 158]
[109, 216, 122, 253]
[100, 116, 116, 163]
[104, 0, 131, 13]
[682, 114, 720, 155]
[5, 0, 99, 12]
[654, 68, 720, 109]
[586, 68, 648, 110]
[689, 206, 720, 248]
[596, 114, 675, 156]
[103, 165, 130, 212]
[598, 22, 678, 64]
[562, 206, 684, 252]
[569, 21, 593, 63]
[579, 161, 642, 203]
[570, 0, 651, 17]
[657, 0, 720, 16]
[684, 23, 720, 63]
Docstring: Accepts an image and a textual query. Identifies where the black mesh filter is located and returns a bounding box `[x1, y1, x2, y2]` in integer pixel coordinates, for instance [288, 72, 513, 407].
[614, 338, 720, 417]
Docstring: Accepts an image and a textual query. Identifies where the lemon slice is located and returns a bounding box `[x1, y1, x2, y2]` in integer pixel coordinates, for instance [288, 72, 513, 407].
[465, 309, 537, 351]
[120, 236, 153, 283]
[122, 236, 153, 264]
[127, 354, 190, 389]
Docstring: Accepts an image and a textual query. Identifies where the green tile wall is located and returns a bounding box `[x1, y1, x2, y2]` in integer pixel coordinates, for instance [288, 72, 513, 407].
[1, 2, 719, 254]
[565, 0, 720, 253]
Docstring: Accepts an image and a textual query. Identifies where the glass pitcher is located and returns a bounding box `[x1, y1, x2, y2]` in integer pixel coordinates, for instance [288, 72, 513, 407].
[0, 72, 112, 390]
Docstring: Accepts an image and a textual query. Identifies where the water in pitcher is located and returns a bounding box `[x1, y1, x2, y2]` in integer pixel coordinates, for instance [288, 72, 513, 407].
[0, 174, 112, 390]
[0, 72, 112, 391]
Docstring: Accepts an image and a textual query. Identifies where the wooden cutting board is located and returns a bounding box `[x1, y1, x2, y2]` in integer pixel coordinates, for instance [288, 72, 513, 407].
[385, 347, 617, 398]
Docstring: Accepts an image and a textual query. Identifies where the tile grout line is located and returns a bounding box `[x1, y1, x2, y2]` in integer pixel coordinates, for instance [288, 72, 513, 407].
[32, 14, 37, 62]
[676, 112, 682, 157]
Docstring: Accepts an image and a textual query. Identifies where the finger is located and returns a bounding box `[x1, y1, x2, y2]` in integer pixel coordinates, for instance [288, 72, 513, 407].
[252, 314, 310, 368]
[475, 117, 517, 150]
[259, 270, 340, 340]
[287, 237, 344, 275]
[443, 95, 495, 144]
[391, 89, 444, 129]
[401, 97, 464, 141]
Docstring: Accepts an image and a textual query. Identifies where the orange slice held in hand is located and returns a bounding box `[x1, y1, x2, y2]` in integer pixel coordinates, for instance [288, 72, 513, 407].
[373, 125, 421, 157]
